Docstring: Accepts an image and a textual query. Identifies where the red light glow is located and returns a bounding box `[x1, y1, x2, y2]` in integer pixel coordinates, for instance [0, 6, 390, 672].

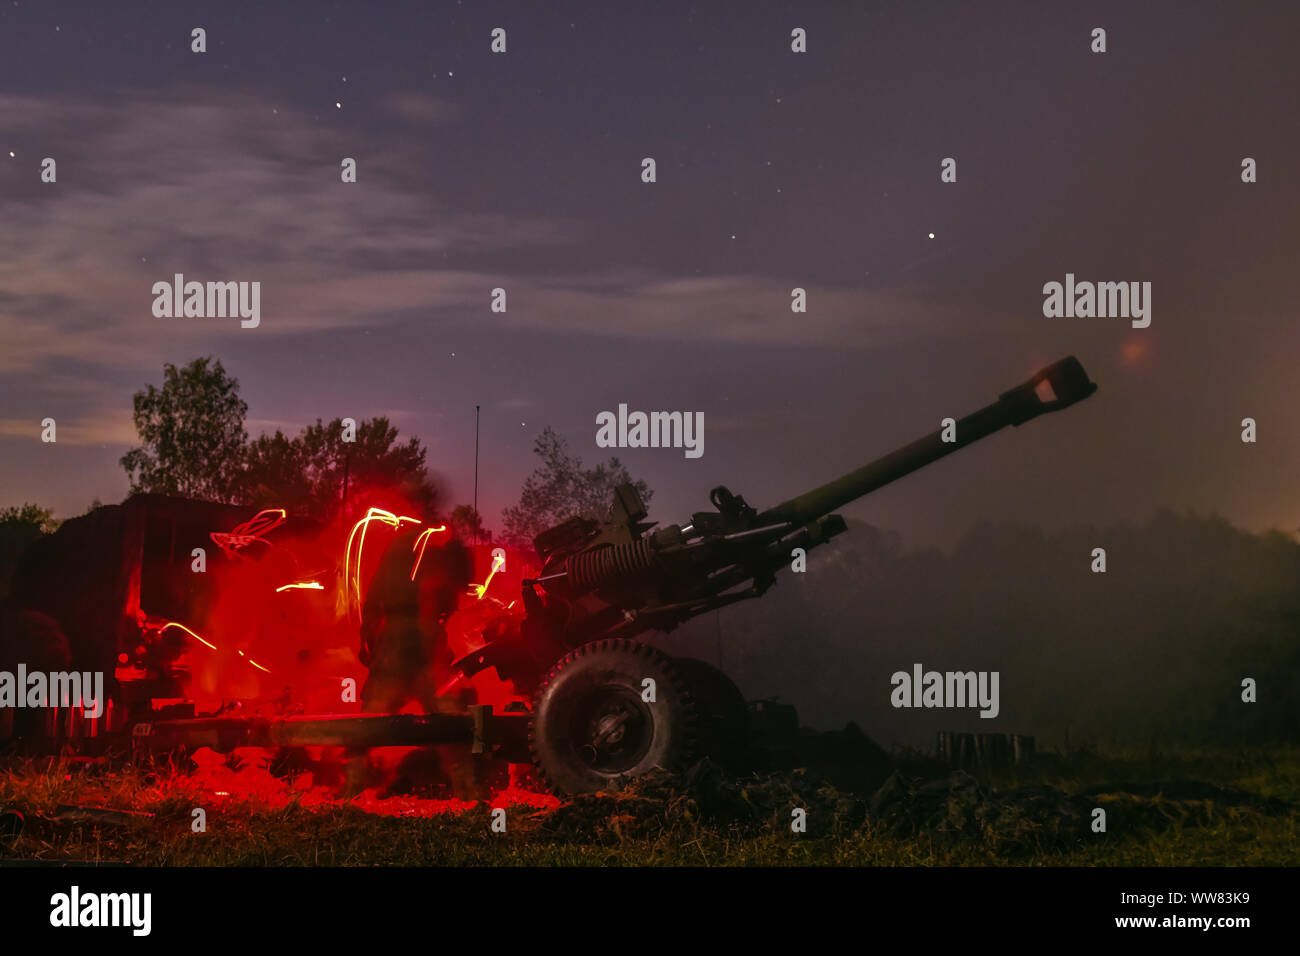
[161, 621, 271, 673]
[409, 525, 448, 580]
[161, 620, 217, 650]
[210, 508, 288, 560]
[471, 551, 507, 600]
[344, 508, 421, 619]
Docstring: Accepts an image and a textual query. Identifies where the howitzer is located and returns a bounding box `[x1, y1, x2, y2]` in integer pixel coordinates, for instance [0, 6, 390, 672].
[117, 357, 1096, 794]
[458, 356, 1095, 683]
[454, 356, 1097, 793]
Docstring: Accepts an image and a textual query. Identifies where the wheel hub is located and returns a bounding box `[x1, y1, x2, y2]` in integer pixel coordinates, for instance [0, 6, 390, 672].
[572, 686, 652, 773]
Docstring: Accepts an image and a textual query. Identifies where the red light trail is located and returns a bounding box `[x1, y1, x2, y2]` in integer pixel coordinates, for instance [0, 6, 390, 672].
[344, 507, 421, 619]
[471, 551, 506, 600]
[210, 508, 287, 560]
[160, 621, 271, 674]
[409, 525, 448, 580]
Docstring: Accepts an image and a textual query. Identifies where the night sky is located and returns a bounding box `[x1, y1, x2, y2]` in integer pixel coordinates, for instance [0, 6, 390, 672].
[2, 1, 1298, 548]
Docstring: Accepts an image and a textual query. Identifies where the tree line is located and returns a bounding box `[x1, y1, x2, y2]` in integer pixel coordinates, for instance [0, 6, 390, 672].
[5, 356, 649, 556]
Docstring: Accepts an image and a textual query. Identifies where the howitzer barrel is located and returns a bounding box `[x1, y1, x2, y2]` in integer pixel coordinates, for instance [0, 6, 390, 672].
[758, 356, 1096, 526]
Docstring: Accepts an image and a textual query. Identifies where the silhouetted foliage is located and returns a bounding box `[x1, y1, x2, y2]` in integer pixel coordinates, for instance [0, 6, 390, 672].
[120, 358, 440, 518]
[0, 503, 58, 602]
[500, 426, 651, 549]
[121, 357, 247, 501]
[239, 417, 439, 521]
[449, 504, 490, 545]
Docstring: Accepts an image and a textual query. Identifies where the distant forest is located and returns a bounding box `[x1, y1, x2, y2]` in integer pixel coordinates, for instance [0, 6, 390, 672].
[665, 512, 1300, 749]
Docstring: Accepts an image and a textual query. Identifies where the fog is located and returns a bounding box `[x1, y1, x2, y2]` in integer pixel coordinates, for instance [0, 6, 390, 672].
[663, 513, 1300, 749]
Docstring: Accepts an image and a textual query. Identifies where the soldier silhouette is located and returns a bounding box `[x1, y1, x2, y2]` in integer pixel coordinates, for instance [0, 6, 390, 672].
[347, 523, 481, 797]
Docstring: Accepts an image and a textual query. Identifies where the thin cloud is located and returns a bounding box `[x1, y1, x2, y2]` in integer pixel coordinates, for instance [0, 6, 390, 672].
[0, 409, 136, 446]
[0, 90, 957, 387]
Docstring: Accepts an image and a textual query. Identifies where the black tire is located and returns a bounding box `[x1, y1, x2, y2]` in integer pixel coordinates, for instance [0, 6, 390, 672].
[673, 657, 750, 773]
[529, 639, 696, 795]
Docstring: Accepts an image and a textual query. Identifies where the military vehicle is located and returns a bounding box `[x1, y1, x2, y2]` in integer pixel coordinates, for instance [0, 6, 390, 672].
[5, 357, 1097, 796]
[473, 355, 1097, 792]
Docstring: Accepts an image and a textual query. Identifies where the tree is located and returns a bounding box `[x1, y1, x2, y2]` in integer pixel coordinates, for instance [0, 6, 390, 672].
[121, 357, 248, 502]
[0, 503, 58, 601]
[500, 426, 652, 549]
[120, 358, 441, 517]
[238, 428, 312, 510]
[449, 504, 490, 545]
[239, 417, 439, 521]
[0, 503, 59, 534]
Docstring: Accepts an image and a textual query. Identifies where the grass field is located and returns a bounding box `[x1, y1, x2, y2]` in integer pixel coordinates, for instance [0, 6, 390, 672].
[1, 746, 1296, 866]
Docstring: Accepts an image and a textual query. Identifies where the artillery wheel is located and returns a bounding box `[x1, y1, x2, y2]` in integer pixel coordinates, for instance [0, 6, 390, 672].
[528, 639, 696, 795]
[673, 658, 750, 773]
